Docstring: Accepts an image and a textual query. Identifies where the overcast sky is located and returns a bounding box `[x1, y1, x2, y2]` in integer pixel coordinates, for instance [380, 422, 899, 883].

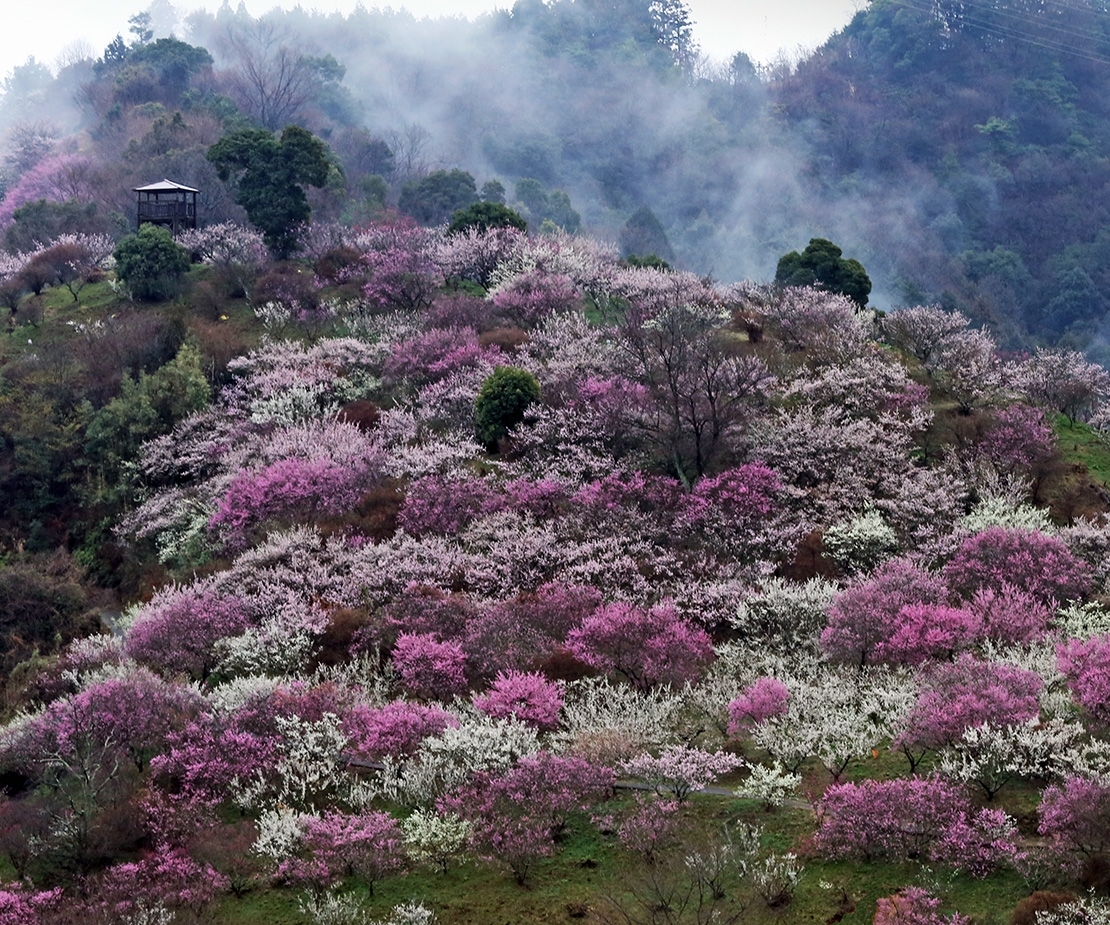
[1, 0, 863, 81]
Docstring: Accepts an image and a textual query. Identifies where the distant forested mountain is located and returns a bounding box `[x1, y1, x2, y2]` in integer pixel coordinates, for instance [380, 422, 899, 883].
[4, 0, 1110, 351]
[777, 0, 1110, 352]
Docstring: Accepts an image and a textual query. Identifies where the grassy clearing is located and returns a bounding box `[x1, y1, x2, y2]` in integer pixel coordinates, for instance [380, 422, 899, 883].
[1054, 413, 1110, 489]
[199, 785, 1040, 925]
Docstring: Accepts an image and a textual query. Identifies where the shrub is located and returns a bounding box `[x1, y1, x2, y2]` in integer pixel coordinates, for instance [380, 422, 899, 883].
[474, 365, 541, 449]
[0, 550, 96, 668]
[113, 224, 191, 301]
[253, 261, 321, 317]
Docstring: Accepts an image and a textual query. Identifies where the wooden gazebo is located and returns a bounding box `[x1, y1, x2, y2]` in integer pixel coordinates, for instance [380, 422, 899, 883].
[134, 179, 198, 233]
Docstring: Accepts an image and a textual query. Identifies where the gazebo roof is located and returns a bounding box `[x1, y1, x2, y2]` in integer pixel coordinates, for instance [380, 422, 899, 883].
[133, 179, 199, 193]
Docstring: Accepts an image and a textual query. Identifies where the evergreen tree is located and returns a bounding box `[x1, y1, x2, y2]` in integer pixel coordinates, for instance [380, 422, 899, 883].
[207, 125, 333, 257]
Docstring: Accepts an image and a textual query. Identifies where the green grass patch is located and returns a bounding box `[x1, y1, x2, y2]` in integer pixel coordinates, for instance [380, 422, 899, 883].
[214, 888, 305, 925]
[40, 277, 123, 314]
[175, 786, 1044, 925]
[1054, 413, 1110, 489]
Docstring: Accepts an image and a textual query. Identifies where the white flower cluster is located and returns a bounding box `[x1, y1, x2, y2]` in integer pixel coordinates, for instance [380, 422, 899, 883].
[396, 715, 540, 804]
[554, 678, 685, 762]
[734, 761, 801, 809]
[401, 808, 472, 870]
[239, 713, 349, 812]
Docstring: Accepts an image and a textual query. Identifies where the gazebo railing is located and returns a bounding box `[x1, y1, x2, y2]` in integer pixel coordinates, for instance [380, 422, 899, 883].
[138, 201, 196, 222]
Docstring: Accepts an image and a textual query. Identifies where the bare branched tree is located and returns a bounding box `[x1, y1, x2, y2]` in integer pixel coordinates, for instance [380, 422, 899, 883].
[3, 120, 59, 174]
[617, 299, 775, 487]
[221, 20, 316, 130]
[599, 855, 751, 925]
[384, 122, 430, 184]
[54, 40, 95, 71]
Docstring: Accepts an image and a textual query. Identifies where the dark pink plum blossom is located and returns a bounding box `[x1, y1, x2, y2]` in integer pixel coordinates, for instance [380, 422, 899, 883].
[873, 603, 981, 667]
[210, 456, 379, 549]
[473, 671, 564, 730]
[815, 776, 1018, 876]
[391, 633, 469, 700]
[397, 474, 503, 537]
[727, 677, 790, 735]
[566, 601, 714, 690]
[343, 700, 458, 760]
[278, 810, 404, 896]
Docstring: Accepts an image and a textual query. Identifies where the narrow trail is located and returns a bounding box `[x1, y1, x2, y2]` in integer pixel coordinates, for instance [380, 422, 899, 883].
[344, 756, 816, 812]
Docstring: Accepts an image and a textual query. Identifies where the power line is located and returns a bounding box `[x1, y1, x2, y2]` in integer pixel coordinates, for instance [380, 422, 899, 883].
[888, 0, 1110, 66]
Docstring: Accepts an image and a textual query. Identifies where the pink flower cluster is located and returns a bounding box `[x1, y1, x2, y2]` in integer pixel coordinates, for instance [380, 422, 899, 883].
[473, 671, 564, 730]
[816, 777, 1020, 876]
[210, 455, 379, 550]
[727, 677, 790, 735]
[566, 601, 714, 690]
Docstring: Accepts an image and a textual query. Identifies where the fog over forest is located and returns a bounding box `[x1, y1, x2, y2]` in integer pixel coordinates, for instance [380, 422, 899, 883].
[4, 0, 1110, 351]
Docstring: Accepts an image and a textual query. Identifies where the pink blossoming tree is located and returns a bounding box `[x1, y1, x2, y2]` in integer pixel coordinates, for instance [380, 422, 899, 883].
[391, 633, 469, 700]
[343, 701, 459, 760]
[1038, 775, 1110, 855]
[438, 752, 612, 883]
[895, 655, 1042, 758]
[873, 887, 971, 925]
[566, 601, 714, 690]
[473, 671, 564, 730]
[278, 809, 405, 897]
[943, 527, 1090, 607]
[821, 558, 949, 666]
[1057, 634, 1110, 727]
[727, 677, 790, 736]
[815, 777, 1019, 876]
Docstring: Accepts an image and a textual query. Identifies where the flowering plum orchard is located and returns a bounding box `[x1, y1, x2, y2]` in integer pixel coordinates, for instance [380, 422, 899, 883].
[4, 219, 1110, 924]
